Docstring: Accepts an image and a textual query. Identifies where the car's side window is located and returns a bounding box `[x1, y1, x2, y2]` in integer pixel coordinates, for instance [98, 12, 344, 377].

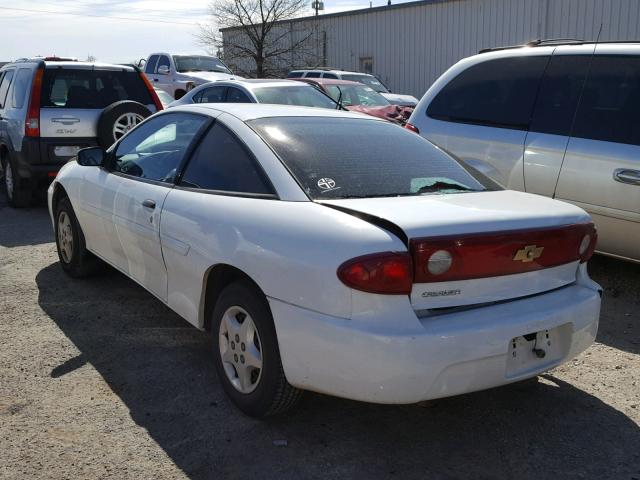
[427, 56, 549, 130]
[323, 73, 338, 79]
[572, 55, 640, 146]
[529, 55, 590, 137]
[0, 69, 15, 109]
[226, 87, 252, 103]
[179, 122, 274, 195]
[156, 55, 171, 73]
[145, 55, 159, 74]
[113, 113, 208, 183]
[306, 72, 321, 78]
[195, 86, 227, 103]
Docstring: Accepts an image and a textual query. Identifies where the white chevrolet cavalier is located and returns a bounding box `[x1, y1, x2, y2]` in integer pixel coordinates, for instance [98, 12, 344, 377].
[48, 104, 602, 417]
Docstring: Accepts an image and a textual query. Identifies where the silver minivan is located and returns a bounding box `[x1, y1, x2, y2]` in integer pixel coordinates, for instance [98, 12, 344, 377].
[407, 41, 640, 263]
[0, 58, 162, 207]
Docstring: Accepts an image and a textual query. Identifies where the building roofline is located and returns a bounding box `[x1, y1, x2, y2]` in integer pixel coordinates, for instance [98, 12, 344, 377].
[220, 0, 451, 32]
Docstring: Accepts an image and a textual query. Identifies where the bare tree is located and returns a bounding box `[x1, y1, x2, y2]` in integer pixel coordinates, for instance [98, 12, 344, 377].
[197, 0, 319, 77]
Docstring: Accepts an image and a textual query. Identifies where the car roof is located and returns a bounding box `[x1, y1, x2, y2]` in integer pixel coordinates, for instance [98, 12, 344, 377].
[298, 78, 363, 86]
[199, 79, 314, 90]
[170, 103, 380, 122]
[2, 60, 137, 71]
[291, 69, 370, 75]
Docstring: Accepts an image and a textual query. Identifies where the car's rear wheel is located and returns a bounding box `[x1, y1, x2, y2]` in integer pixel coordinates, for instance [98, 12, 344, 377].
[54, 197, 102, 277]
[212, 280, 302, 417]
[3, 157, 32, 208]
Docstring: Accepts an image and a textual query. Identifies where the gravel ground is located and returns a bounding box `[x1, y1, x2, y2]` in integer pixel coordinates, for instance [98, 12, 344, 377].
[0, 193, 639, 480]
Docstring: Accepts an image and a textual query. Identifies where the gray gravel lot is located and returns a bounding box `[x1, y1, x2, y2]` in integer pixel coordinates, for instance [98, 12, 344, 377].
[0, 193, 639, 480]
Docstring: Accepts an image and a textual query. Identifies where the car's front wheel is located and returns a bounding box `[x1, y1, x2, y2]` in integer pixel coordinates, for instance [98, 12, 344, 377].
[212, 280, 302, 417]
[55, 197, 102, 277]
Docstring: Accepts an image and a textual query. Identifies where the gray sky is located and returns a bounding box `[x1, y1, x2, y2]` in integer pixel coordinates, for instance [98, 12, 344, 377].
[0, 0, 406, 63]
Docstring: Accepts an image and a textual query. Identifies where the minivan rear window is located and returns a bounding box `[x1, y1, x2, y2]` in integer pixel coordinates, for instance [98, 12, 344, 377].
[249, 116, 493, 199]
[427, 56, 549, 130]
[41, 69, 153, 108]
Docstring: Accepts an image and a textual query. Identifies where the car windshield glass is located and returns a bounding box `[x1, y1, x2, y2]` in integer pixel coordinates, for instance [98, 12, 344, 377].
[248, 117, 493, 199]
[252, 86, 338, 109]
[173, 56, 231, 74]
[340, 74, 389, 92]
[326, 85, 390, 107]
[41, 69, 152, 108]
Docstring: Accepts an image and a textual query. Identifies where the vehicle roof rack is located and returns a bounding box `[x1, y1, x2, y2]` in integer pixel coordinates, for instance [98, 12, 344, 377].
[479, 38, 640, 54]
[479, 39, 584, 53]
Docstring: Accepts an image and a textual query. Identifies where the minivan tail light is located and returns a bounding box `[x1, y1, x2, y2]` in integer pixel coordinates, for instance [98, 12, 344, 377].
[25, 66, 44, 137]
[338, 252, 413, 295]
[411, 223, 597, 283]
[404, 122, 419, 134]
[139, 71, 164, 111]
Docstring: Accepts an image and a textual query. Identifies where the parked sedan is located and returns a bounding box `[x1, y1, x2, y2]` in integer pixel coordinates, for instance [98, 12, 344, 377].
[48, 104, 601, 417]
[297, 78, 413, 125]
[168, 79, 339, 109]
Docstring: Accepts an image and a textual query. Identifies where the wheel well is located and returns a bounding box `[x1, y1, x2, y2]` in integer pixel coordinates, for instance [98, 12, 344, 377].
[201, 264, 261, 331]
[0, 144, 8, 169]
[51, 183, 69, 213]
[174, 89, 186, 100]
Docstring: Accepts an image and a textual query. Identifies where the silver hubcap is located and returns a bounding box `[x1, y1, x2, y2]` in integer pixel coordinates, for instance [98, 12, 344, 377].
[113, 113, 144, 140]
[57, 212, 74, 263]
[5, 162, 13, 199]
[219, 306, 263, 394]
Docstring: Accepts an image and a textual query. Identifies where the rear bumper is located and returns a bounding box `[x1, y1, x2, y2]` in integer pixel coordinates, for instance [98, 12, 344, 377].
[11, 137, 97, 186]
[270, 279, 601, 404]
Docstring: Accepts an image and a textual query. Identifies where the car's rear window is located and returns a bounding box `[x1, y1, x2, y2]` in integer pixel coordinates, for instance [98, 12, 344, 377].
[248, 116, 494, 199]
[41, 68, 153, 108]
[341, 74, 389, 93]
[252, 86, 337, 109]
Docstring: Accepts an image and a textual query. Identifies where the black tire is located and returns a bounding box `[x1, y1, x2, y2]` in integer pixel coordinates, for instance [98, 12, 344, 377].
[54, 197, 102, 277]
[3, 155, 32, 208]
[97, 101, 151, 148]
[211, 280, 302, 417]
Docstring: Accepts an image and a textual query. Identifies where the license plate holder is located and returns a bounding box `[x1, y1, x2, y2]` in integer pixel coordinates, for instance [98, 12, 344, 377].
[506, 325, 568, 378]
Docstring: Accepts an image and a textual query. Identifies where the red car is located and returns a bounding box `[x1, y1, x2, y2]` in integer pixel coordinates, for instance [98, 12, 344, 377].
[296, 78, 413, 125]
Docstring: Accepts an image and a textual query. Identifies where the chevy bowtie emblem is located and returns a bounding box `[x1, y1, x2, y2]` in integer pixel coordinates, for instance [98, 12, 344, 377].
[513, 245, 544, 263]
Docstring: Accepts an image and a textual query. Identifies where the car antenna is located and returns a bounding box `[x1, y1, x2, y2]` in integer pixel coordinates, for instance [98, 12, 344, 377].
[551, 22, 603, 198]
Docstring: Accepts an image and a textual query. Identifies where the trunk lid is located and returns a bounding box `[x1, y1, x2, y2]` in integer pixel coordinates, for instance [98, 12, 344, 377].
[321, 190, 593, 310]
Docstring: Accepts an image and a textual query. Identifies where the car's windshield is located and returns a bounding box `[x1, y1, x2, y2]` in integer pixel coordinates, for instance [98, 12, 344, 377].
[326, 84, 390, 107]
[252, 86, 338, 109]
[340, 74, 389, 93]
[172, 56, 231, 74]
[248, 117, 495, 199]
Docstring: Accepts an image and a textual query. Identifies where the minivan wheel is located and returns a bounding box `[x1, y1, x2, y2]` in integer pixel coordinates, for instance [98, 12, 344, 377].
[54, 197, 102, 277]
[3, 157, 31, 208]
[211, 280, 302, 417]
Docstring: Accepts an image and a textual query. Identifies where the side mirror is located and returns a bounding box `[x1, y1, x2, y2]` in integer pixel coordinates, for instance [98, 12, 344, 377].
[157, 65, 170, 75]
[77, 147, 105, 167]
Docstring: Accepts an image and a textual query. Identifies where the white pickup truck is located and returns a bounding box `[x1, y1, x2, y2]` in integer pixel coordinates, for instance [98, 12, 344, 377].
[140, 53, 238, 100]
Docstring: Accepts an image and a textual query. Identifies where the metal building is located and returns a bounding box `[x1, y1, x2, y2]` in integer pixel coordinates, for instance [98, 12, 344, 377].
[221, 0, 640, 97]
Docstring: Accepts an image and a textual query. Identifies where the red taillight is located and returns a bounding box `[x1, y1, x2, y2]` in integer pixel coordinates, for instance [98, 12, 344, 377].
[411, 223, 597, 283]
[404, 122, 420, 134]
[139, 71, 164, 111]
[337, 252, 413, 295]
[47, 171, 58, 178]
[25, 66, 44, 137]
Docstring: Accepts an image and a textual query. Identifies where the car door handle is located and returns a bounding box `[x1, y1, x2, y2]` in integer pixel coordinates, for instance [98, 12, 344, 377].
[142, 199, 156, 209]
[613, 168, 640, 186]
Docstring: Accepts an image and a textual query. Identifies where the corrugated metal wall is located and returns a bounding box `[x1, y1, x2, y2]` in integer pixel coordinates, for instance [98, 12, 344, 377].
[222, 0, 640, 97]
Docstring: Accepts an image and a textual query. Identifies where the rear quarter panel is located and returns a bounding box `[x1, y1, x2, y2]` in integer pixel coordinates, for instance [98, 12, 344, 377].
[159, 191, 406, 328]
